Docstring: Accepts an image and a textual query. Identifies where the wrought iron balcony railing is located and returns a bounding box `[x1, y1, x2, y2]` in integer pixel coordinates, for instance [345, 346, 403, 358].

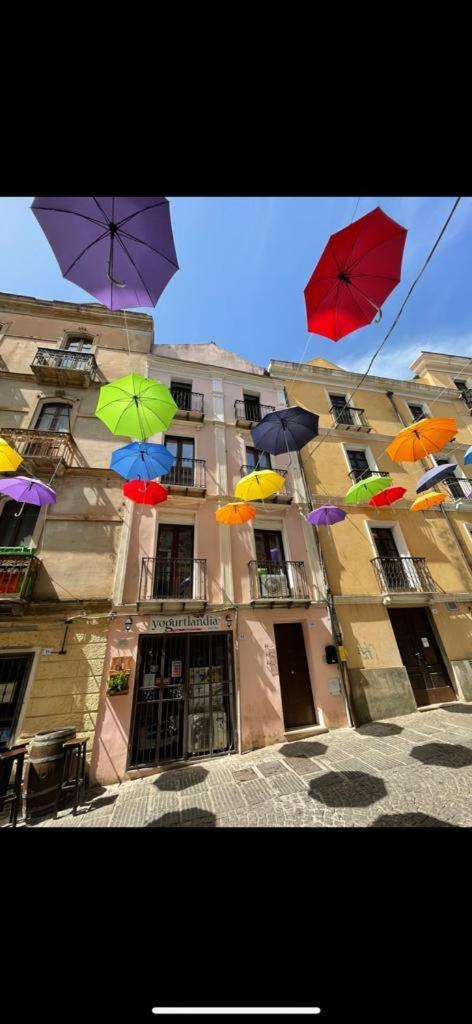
[459, 388, 472, 410]
[0, 428, 75, 470]
[234, 400, 275, 425]
[249, 560, 310, 602]
[139, 557, 207, 603]
[371, 556, 437, 594]
[442, 475, 472, 500]
[170, 388, 204, 419]
[348, 468, 390, 484]
[240, 466, 292, 502]
[31, 347, 98, 386]
[161, 458, 206, 492]
[330, 405, 371, 431]
[0, 554, 40, 601]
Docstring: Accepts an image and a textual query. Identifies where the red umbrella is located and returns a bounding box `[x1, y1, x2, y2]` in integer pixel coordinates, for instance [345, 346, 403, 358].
[304, 207, 407, 341]
[122, 479, 168, 505]
[368, 485, 406, 508]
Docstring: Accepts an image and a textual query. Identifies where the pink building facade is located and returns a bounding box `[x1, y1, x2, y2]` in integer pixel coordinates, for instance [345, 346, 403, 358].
[92, 344, 349, 785]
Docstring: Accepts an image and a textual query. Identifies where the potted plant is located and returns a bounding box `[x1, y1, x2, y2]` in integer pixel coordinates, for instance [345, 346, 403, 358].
[106, 671, 130, 695]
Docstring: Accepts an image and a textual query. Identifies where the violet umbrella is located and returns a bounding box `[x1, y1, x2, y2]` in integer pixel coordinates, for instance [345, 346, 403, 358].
[416, 463, 459, 493]
[0, 475, 56, 517]
[306, 505, 346, 526]
[31, 197, 178, 311]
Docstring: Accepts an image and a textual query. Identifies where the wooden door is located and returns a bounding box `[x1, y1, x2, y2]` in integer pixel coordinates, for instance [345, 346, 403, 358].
[388, 607, 456, 706]
[274, 623, 316, 729]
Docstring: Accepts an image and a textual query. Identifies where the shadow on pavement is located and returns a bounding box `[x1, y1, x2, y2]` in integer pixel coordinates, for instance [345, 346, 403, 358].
[440, 704, 472, 715]
[371, 812, 458, 828]
[146, 810, 216, 828]
[279, 741, 328, 758]
[308, 771, 387, 807]
[410, 742, 472, 768]
[153, 766, 209, 791]
[356, 722, 403, 737]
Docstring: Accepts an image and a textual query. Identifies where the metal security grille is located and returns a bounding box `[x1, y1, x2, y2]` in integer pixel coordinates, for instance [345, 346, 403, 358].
[0, 653, 33, 750]
[129, 632, 234, 768]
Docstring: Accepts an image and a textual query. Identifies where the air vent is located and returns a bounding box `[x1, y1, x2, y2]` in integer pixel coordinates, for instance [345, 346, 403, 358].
[445, 602, 459, 611]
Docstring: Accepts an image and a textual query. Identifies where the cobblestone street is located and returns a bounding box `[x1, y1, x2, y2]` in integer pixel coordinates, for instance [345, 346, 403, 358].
[25, 703, 472, 828]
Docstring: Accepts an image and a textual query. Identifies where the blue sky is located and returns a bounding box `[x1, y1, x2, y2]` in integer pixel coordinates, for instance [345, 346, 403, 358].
[0, 196, 470, 379]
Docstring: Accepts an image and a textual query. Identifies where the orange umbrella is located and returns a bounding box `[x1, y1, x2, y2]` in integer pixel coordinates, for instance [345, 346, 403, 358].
[386, 417, 457, 463]
[215, 502, 256, 525]
[410, 491, 447, 512]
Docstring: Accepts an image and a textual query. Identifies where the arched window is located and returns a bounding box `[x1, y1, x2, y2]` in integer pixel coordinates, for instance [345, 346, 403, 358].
[35, 402, 71, 433]
[0, 501, 39, 548]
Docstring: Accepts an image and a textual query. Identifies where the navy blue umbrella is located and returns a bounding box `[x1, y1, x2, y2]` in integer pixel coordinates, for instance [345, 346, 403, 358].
[416, 463, 457, 493]
[251, 406, 319, 455]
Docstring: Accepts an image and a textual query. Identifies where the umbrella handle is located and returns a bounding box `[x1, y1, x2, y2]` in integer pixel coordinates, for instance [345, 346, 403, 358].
[107, 265, 126, 288]
[14, 502, 26, 518]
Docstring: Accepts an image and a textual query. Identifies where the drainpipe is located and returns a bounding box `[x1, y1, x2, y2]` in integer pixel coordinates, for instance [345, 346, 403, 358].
[386, 390, 472, 577]
[283, 385, 356, 728]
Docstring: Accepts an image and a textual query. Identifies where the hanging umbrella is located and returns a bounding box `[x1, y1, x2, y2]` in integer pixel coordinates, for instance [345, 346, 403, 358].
[306, 505, 346, 526]
[304, 207, 407, 341]
[464, 446, 472, 465]
[96, 374, 178, 442]
[215, 502, 256, 525]
[31, 197, 178, 311]
[110, 441, 174, 481]
[345, 474, 392, 504]
[416, 463, 458, 494]
[0, 438, 23, 472]
[411, 491, 447, 512]
[122, 480, 168, 506]
[368, 486, 406, 508]
[386, 418, 457, 462]
[251, 406, 319, 455]
[0, 476, 56, 505]
[234, 469, 285, 502]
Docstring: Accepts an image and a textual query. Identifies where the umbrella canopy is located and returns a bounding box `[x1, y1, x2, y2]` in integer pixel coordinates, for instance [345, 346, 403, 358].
[110, 441, 174, 481]
[0, 475, 56, 505]
[386, 418, 457, 463]
[368, 485, 407, 508]
[306, 505, 346, 526]
[251, 406, 319, 455]
[96, 374, 178, 442]
[304, 207, 407, 341]
[234, 469, 285, 501]
[215, 502, 256, 525]
[0, 438, 23, 472]
[416, 463, 458, 494]
[345, 474, 392, 504]
[31, 196, 178, 311]
[464, 446, 472, 466]
[122, 480, 168, 506]
[410, 491, 447, 512]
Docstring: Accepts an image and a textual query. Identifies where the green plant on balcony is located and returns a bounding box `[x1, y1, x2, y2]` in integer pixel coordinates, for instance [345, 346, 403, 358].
[106, 671, 130, 695]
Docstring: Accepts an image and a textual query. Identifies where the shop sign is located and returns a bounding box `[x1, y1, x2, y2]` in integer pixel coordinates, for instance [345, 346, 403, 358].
[148, 614, 223, 634]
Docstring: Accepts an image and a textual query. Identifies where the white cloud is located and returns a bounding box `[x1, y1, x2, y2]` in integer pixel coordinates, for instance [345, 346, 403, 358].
[338, 332, 472, 380]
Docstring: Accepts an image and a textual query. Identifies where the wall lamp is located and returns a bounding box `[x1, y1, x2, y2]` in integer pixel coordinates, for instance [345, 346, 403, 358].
[225, 614, 233, 628]
[124, 617, 133, 632]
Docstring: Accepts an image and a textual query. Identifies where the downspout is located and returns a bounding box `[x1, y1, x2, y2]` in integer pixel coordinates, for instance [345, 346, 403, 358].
[283, 386, 356, 728]
[386, 390, 472, 578]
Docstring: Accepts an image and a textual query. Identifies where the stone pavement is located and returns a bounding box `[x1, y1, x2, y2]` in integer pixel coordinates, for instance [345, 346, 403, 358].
[21, 703, 472, 828]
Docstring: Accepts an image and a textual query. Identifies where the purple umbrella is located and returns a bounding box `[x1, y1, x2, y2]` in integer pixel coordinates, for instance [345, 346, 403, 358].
[31, 197, 178, 311]
[416, 463, 459, 494]
[306, 505, 346, 526]
[0, 476, 56, 510]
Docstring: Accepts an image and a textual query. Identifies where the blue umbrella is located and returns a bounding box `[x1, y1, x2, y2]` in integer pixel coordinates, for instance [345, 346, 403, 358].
[465, 446, 472, 465]
[110, 442, 174, 481]
[251, 406, 319, 455]
[416, 463, 457, 494]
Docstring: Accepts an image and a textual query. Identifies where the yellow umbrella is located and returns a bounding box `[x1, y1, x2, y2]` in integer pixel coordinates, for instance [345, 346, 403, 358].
[0, 438, 23, 472]
[386, 417, 457, 462]
[410, 491, 447, 511]
[234, 469, 285, 501]
[215, 502, 256, 525]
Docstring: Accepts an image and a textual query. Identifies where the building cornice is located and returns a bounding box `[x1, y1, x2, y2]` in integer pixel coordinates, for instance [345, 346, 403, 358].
[268, 359, 464, 405]
[0, 291, 153, 333]
[410, 351, 472, 376]
[148, 352, 274, 389]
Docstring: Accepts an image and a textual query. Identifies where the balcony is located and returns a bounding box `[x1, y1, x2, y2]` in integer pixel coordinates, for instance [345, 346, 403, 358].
[31, 348, 97, 387]
[371, 556, 438, 598]
[170, 388, 204, 422]
[459, 389, 472, 411]
[240, 466, 292, 504]
[347, 468, 391, 484]
[249, 560, 310, 606]
[161, 458, 206, 496]
[0, 428, 75, 477]
[442, 475, 472, 500]
[330, 405, 371, 432]
[138, 557, 207, 610]
[234, 400, 275, 428]
[0, 552, 40, 604]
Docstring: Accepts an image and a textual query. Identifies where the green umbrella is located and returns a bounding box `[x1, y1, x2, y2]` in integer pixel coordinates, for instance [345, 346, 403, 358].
[345, 474, 392, 504]
[95, 373, 178, 441]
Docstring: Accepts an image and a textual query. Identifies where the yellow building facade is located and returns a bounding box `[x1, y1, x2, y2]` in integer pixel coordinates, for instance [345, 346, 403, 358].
[270, 350, 472, 724]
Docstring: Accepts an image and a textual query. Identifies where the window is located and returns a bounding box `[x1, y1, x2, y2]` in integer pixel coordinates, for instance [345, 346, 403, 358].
[64, 335, 93, 353]
[245, 446, 271, 471]
[454, 380, 468, 391]
[170, 381, 192, 411]
[243, 394, 261, 421]
[0, 501, 39, 548]
[408, 403, 425, 422]
[435, 458, 464, 500]
[346, 448, 371, 482]
[154, 524, 195, 598]
[329, 393, 355, 426]
[164, 436, 195, 486]
[35, 403, 71, 433]
[254, 529, 285, 563]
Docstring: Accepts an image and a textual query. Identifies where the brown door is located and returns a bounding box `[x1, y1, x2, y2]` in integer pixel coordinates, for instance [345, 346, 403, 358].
[274, 623, 316, 729]
[388, 607, 456, 707]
